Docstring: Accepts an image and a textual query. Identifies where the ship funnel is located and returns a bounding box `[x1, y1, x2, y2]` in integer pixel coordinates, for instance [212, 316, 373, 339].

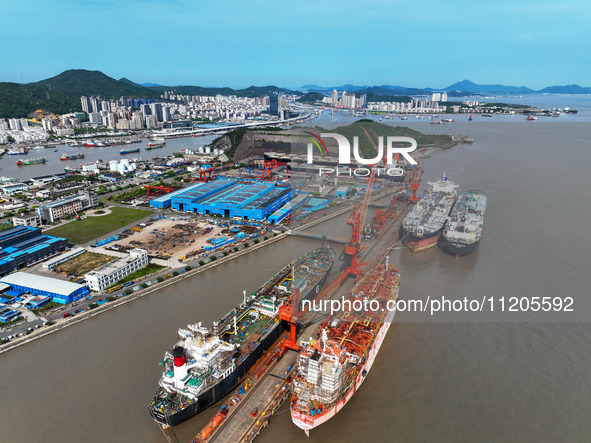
[172, 346, 189, 385]
[172, 346, 186, 367]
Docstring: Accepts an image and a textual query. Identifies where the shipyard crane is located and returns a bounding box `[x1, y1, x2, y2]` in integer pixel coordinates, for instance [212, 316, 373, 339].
[342, 126, 381, 281]
[198, 165, 216, 182]
[408, 145, 425, 203]
[261, 159, 277, 180]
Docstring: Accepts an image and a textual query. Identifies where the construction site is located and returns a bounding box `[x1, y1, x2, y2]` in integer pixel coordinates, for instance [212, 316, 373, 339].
[90, 216, 269, 263]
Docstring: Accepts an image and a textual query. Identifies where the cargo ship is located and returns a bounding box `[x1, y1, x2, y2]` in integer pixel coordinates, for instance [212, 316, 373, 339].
[440, 189, 487, 256]
[291, 258, 400, 435]
[402, 172, 457, 251]
[120, 147, 140, 154]
[7, 147, 28, 155]
[60, 153, 85, 161]
[148, 244, 334, 426]
[146, 141, 166, 150]
[16, 157, 46, 166]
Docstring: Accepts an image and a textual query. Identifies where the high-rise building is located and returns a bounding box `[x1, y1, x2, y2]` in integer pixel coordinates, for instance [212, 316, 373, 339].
[162, 106, 172, 122]
[81, 96, 91, 114]
[269, 94, 279, 116]
[130, 112, 144, 130]
[331, 89, 339, 106]
[90, 96, 102, 113]
[150, 103, 163, 121]
[145, 114, 158, 128]
[140, 104, 151, 118]
[357, 94, 367, 108]
[341, 91, 348, 107]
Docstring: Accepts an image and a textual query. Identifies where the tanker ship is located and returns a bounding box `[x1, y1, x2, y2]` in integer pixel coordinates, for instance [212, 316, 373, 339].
[291, 258, 400, 435]
[16, 157, 46, 166]
[440, 189, 487, 256]
[402, 172, 457, 251]
[148, 244, 334, 426]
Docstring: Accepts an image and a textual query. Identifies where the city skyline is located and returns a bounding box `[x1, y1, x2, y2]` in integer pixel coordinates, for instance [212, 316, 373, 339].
[0, 1, 590, 89]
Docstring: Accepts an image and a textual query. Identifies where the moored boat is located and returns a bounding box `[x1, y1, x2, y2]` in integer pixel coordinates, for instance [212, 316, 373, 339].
[440, 189, 487, 256]
[402, 172, 457, 251]
[148, 244, 334, 426]
[291, 258, 400, 434]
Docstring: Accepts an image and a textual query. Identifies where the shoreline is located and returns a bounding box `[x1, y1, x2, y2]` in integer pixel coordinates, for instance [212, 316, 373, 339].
[0, 232, 289, 356]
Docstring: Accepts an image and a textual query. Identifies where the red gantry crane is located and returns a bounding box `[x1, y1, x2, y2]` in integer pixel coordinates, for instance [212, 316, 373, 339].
[408, 146, 425, 203]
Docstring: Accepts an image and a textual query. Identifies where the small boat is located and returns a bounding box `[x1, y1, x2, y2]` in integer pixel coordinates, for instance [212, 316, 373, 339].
[526, 115, 538, 121]
[468, 114, 473, 121]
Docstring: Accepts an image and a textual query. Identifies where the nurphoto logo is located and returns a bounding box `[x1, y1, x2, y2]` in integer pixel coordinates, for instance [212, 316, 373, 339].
[304, 132, 417, 177]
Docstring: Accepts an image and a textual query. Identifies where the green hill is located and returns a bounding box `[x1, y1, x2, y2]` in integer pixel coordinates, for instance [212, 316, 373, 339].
[0, 82, 80, 118]
[32, 69, 157, 99]
[0, 69, 159, 118]
[296, 92, 326, 104]
[151, 84, 292, 98]
[308, 120, 453, 158]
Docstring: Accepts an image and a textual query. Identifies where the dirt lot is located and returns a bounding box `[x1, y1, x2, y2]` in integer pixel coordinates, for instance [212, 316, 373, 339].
[55, 252, 115, 276]
[96, 218, 230, 262]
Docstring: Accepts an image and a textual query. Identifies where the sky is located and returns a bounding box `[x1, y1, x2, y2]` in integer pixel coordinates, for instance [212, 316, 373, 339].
[0, 0, 590, 89]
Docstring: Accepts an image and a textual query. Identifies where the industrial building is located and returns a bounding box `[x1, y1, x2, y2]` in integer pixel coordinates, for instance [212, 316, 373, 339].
[150, 179, 291, 221]
[0, 306, 19, 323]
[12, 213, 42, 228]
[0, 272, 89, 304]
[85, 249, 149, 291]
[42, 247, 86, 270]
[0, 227, 68, 277]
[335, 186, 353, 198]
[37, 191, 99, 223]
[268, 194, 308, 224]
[0, 182, 28, 196]
[149, 182, 206, 209]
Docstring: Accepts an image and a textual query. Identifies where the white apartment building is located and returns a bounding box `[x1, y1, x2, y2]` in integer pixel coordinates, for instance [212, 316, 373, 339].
[85, 249, 149, 291]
